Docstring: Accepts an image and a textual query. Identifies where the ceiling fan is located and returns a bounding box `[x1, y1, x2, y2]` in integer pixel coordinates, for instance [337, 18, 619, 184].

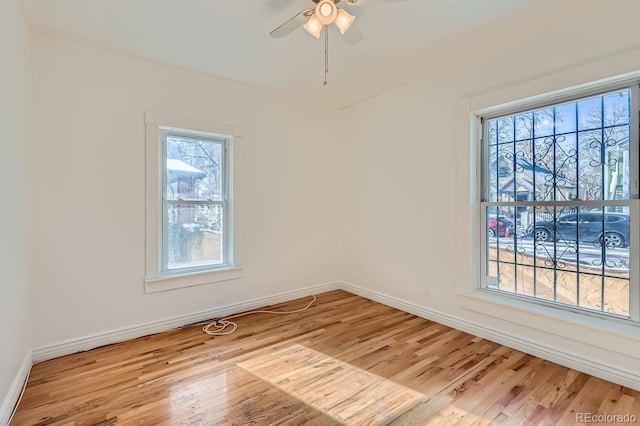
[269, 0, 406, 44]
[269, 0, 406, 85]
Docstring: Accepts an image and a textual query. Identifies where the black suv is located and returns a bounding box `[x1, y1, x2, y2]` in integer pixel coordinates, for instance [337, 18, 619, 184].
[527, 212, 629, 248]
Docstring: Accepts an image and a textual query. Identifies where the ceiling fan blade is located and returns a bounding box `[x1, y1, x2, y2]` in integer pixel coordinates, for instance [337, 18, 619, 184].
[269, 9, 313, 38]
[343, 23, 364, 46]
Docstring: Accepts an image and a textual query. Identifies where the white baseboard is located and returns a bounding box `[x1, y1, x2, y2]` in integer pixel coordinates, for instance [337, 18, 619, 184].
[0, 351, 31, 426]
[32, 281, 341, 363]
[339, 281, 640, 392]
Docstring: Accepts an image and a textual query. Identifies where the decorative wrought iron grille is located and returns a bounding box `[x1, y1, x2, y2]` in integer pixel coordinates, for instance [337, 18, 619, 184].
[482, 87, 639, 319]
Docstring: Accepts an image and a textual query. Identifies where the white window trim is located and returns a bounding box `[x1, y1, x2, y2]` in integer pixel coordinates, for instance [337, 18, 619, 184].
[454, 52, 640, 338]
[144, 112, 242, 293]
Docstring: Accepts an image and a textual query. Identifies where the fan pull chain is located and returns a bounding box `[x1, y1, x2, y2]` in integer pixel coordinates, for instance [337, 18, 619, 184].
[323, 25, 329, 86]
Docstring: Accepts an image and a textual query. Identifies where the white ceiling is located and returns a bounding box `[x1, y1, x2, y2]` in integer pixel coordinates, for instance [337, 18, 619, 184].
[20, 0, 572, 108]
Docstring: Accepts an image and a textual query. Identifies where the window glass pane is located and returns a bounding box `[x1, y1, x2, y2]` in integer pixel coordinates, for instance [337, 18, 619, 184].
[488, 145, 498, 202]
[496, 144, 514, 201]
[487, 206, 517, 262]
[604, 278, 630, 317]
[601, 206, 630, 279]
[556, 271, 578, 308]
[604, 125, 630, 200]
[554, 102, 576, 135]
[533, 137, 554, 201]
[516, 265, 535, 297]
[497, 116, 514, 143]
[515, 113, 533, 141]
[487, 261, 498, 289]
[488, 120, 497, 145]
[534, 108, 554, 137]
[514, 140, 532, 202]
[578, 96, 602, 131]
[534, 267, 555, 303]
[499, 263, 516, 293]
[603, 90, 630, 126]
[577, 130, 603, 200]
[166, 135, 223, 201]
[166, 204, 223, 270]
[554, 133, 578, 201]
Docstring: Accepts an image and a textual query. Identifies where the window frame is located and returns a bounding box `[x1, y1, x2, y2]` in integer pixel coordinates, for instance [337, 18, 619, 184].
[478, 82, 640, 322]
[144, 112, 241, 293]
[160, 129, 230, 275]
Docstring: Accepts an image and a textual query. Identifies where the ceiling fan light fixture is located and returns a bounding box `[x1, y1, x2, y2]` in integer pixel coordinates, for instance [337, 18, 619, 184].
[303, 14, 323, 38]
[315, 0, 337, 25]
[334, 9, 355, 35]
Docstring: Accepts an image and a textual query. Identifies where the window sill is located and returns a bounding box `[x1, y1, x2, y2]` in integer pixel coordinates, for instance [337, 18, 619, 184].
[458, 289, 640, 344]
[145, 267, 242, 293]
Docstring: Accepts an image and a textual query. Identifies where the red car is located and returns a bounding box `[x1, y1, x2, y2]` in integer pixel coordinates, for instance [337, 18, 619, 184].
[488, 217, 515, 237]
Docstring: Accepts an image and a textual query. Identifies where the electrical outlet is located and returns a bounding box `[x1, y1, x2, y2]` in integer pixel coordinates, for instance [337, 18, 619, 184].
[423, 285, 430, 296]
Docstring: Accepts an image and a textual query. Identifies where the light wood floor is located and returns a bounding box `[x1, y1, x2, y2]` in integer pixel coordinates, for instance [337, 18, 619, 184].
[11, 290, 640, 425]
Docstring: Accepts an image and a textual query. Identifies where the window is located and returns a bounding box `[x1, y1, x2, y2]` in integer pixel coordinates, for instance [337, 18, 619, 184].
[481, 86, 639, 321]
[161, 130, 229, 272]
[145, 113, 240, 292]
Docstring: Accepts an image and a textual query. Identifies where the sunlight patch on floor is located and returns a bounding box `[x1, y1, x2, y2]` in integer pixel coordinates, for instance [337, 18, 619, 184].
[238, 344, 424, 425]
[167, 372, 228, 424]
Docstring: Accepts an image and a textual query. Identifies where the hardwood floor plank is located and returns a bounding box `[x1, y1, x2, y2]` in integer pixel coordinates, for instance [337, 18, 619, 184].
[11, 290, 640, 425]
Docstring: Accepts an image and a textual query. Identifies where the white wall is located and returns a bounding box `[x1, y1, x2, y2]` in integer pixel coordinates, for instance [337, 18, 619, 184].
[342, 2, 640, 385]
[0, 0, 31, 417]
[28, 35, 343, 349]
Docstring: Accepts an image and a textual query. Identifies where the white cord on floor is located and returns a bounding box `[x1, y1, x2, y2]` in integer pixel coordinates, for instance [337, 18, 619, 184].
[202, 295, 317, 336]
